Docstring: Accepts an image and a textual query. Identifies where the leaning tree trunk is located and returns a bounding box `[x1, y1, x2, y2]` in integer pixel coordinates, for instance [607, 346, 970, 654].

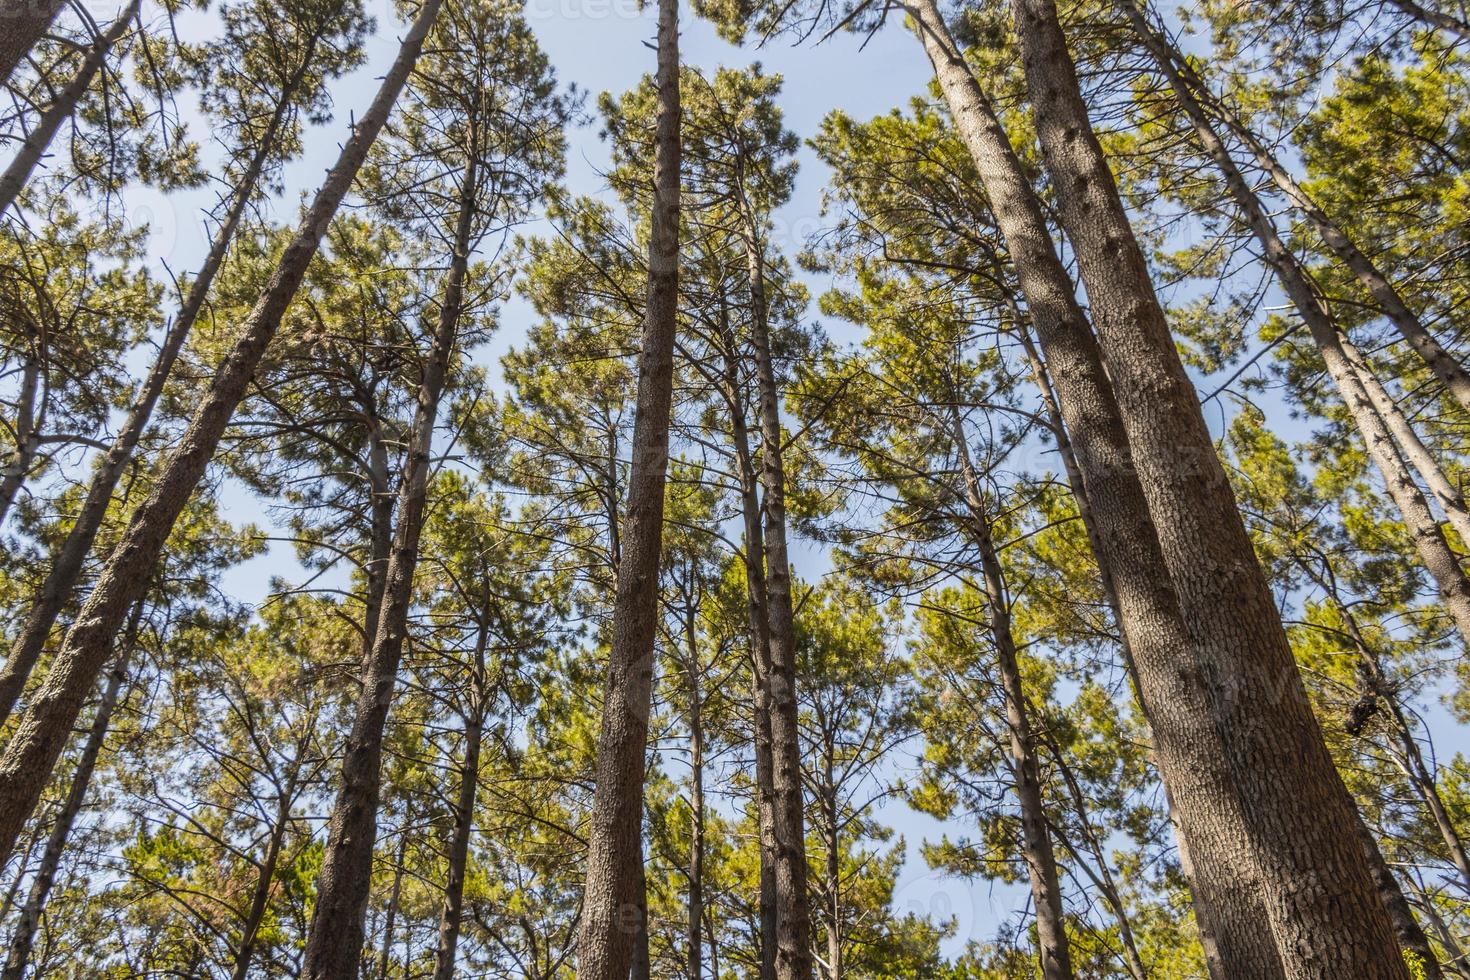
[0, 75, 305, 725]
[1385, 0, 1470, 39]
[230, 753, 305, 980]
[432, 619, 491, 980]
[0, 0, 140, 218]
[0, 0, 441, 871]
[903, 4, 1282, 976]
[1147, 20, 1470, 414]
[575, 0, 680, 974]
[950, 411, 1075, 980]
[1118, 0, 1470, 647]
[736, 171, 814, 980]
[0, 602, 140, 980]
[1008, 0, 1406, 973]
[0, 356, 42, 529]
[0, 0, 68, 87]
[303, 149, 475, 980]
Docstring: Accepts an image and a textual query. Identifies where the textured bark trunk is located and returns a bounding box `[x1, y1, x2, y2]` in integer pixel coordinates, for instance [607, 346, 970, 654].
[949, 411, 1074, 980]
[0, 0, 438, 866]
[303, 135, 473, 980]
[737, 179, 814, 980]
[575, 0, 679, 974]
[0, 602, 139, 980]
[1119, 0, 1470, 647]
[903, 5, 1280, 975]
[0, 79, 303, 726]
[631, 845, 653, 980]
[0, 0, 140, 218]
[0, 0, 67, 87]
[1147, 21, 1470, 413]
[717, 300, 780, 980]
[1008, 0, 1406, 973]
[432, 621, 491, 980]
[1352, 810, 1446, 980]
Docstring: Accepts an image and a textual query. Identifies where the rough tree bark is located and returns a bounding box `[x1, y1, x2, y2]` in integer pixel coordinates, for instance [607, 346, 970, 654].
[903, 3, 1282, 975]
[0, 0, 68, 88]
[0, 0, 442, 872]
[0, 0, 140, 218]
[302, 135, 476, 980]
[0, 601, 140, 980]
[1007, 0, 1407, 972]
[0, 67, 308, 725]
[574, 0, 680, 973]
[1115, 0, 1470, 646]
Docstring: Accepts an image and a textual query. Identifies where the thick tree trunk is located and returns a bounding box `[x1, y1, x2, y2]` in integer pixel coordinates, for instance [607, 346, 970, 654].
[303, 139, 474, 980]
[1118, 0, 1470, 647]
[432, 621, 491, 980]
[0, 81, 301, 725]
[903, 5, 1281, 976]
[949, 413, 1074, 980]
[1147, 21, 1470, 413]
[0, 0, 68, 87]
[0, 0, 140, 218]
[737, 178, 814, 980]
[0, 603, 139, 980]
[575, 0, 680, 974]
[1007, 0, 1406, 973]
[717, 300, 779, 980]
[0, 0, 439, 876]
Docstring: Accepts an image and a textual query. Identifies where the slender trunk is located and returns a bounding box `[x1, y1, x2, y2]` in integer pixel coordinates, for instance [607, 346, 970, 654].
[0, 0, 140, 218]
[432, 621, 491, 980]
[1119, 0, 1470, 646]
[821, 765, 840, 980]
[903, 5, 1279, 975]
[0, 0, 440, 876]
[717, 298, 779, 980]
[0, 0, 67, 87]
[230, 762, 303, 980]
[0, 81, 302, 725]
[736, 173, 813, 980]
[1385, 0, 1470, 39]
[1009, 0, 1405, 971]
[575, 0, 679, 974]
[377, 832, 408, 980]
[1406, 875, 1470, 977]
[0, 356, 41, 529]
[362, 426, 395, 662]
[303, 140, 474, 980]
[686, 609, 705, 980]
[1148, 18, 1470, 413]
[1, 603, 139, 980]
[949, 411, 1073, 980]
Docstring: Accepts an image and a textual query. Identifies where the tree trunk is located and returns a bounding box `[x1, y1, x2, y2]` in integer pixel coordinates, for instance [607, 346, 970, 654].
[1007, 0, 1406, 972]
[0, 602, 139, 980]
[949, 412, 1074, 980]
[303, 133, 474, 980]
[376, 831, 408, 980]
[1352, 810, 1446, 980]
[685, 609, 705, 980]
[432, 620, 491, 980]
[575, 0, 680, 974]
[1147, 17, 1470, 414]
[903, 5, 1281, 976]
[0, 0, 67, 87]
[0, 356, 42, 529]
[0, 76, 303, 725]
[230, 758, 304, 980]
[0, 0, 140, 218]
[0, 0, 440, 876]
[1118, 0, 1470, 646]
[716, 297, 779, 980]
[737, 168, 814, 980]
[1385, 0, 1470, 39]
